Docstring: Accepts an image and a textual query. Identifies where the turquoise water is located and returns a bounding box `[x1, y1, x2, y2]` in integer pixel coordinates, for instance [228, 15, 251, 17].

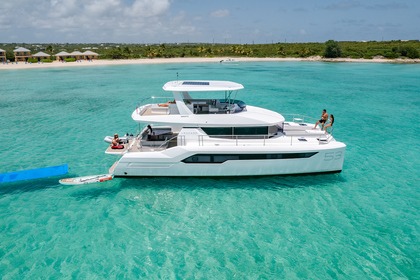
[0, 62, 419, 279]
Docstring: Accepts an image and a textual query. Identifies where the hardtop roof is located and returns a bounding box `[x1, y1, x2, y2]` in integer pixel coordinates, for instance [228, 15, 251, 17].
[163, 80, 244, 92]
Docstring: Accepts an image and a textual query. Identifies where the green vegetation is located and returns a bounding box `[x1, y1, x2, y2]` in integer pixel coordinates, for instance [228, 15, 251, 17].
[27, 57, 38, 63]
[324, 40, 342, 58]
[26, 57, 53, 63]
[1, 40, 419, 61]
[78, 40, 420, 59]
[64, 57, 76, 62]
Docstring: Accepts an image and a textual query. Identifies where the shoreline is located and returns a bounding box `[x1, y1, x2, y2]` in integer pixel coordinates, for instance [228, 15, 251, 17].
[1, 56, 419, 70]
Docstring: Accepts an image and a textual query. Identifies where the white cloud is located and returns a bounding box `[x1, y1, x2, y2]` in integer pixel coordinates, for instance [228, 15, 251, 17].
[127, 0, 170, 17]
[0, 0, 176, 42]
[84, 0, 121, 16]
[1, 0, 417, 43]
[211, 9, 229, 18]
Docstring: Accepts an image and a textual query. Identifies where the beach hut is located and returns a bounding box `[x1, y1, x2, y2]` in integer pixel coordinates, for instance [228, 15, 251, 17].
[13, 47, 31, 62]
[55, 51, 70, 61]
[82, 50, 99, 61]
[0, 49, 6, 63]
[32, 51, 51, 62]
[70, 51, 84, 61]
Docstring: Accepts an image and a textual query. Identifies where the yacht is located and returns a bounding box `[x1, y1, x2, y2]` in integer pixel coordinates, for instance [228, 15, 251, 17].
[106, 80, 346, 177]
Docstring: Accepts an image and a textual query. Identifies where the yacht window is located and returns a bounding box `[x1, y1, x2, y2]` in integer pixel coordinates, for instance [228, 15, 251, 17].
[202, 127, 233, 136]
[201, 127, 269, 136]
[234, 127, 268, 135]
[213, 155, 239, 163]
[268, 125, 279, 134]
[237, 100, 246, 109]
[182, 152, 317, 163]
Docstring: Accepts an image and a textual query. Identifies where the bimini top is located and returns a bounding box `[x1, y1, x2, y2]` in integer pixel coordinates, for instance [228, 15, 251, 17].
[163, 80, 244, 92]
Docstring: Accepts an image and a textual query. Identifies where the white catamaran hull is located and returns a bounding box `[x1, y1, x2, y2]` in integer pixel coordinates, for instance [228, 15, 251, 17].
[111, 145, 345, 177]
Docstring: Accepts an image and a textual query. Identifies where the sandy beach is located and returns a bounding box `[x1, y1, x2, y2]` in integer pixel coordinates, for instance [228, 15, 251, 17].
[1, 56, 419, 70]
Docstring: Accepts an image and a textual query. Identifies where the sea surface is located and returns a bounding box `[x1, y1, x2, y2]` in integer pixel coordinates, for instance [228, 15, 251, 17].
[0, 61, 419, 279]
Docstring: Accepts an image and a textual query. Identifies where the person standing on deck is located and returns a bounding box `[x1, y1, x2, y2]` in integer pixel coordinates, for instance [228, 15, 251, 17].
[314, 109, 328, 129]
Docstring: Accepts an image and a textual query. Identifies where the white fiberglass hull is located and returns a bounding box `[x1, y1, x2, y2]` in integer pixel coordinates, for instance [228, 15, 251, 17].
[111, 145, 346, 177]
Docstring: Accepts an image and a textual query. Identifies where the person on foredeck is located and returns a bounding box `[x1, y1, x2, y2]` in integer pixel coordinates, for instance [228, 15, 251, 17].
[313, 109, 328, 129]
[323, 114, 334, 132]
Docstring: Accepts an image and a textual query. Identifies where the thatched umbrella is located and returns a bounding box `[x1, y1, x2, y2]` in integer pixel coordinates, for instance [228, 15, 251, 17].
[70, 51, 84, 61]
[32, 51, 51, 61]
[55, 51, 70, 61]
[82, 50, 99, 60]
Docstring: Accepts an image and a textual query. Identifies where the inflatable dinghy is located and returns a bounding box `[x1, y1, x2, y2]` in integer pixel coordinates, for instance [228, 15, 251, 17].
[104, 136, 130, 144]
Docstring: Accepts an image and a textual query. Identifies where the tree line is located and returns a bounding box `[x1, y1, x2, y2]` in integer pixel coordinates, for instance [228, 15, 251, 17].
[1, 40, 419, 61]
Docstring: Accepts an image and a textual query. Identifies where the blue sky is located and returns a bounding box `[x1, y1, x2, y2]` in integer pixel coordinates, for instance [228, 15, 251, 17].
[0, 0, 419, 43]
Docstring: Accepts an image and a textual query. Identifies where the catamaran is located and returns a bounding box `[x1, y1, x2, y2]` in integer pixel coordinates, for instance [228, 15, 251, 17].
[105, 80, 346, 177]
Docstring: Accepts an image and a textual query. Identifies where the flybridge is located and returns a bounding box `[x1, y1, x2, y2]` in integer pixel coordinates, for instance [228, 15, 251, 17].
[163, 80, 245, 92]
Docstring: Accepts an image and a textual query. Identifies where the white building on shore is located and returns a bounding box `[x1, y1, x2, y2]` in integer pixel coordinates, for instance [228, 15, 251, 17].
[14, 47, 31, 62]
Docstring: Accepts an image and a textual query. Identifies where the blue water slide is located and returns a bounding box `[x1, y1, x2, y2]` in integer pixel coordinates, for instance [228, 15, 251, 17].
[0, 164, 69, 183]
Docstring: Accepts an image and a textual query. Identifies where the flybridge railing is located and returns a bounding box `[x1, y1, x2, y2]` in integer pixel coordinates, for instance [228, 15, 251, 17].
[197, 134, 271, 146]
[135, 96, 172, 114]
[196, 134, 331, 146]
